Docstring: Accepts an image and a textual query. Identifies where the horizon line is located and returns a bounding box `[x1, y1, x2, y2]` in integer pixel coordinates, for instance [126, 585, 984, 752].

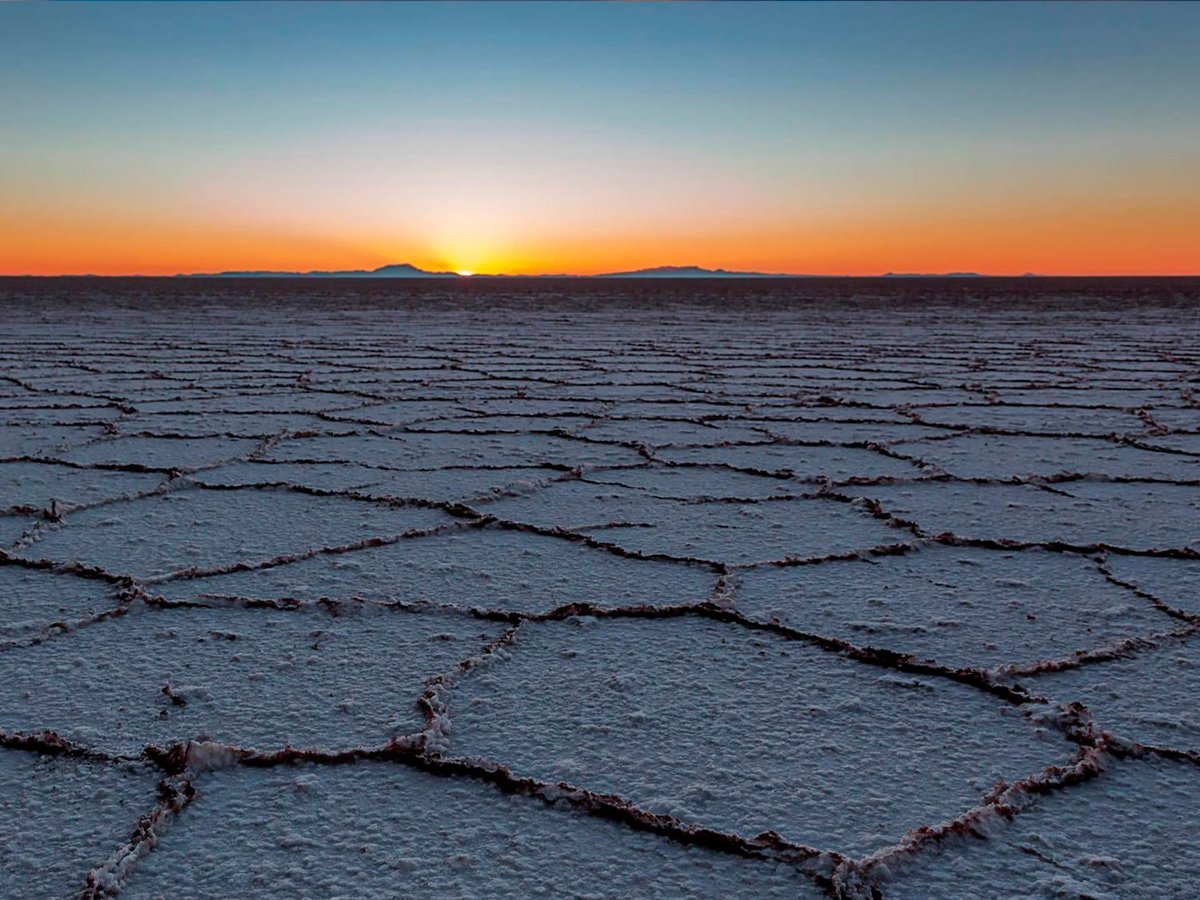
[4, 260, 1200, 279]
[2, 271, 1200, 278]
[3, 272, 1199, 279]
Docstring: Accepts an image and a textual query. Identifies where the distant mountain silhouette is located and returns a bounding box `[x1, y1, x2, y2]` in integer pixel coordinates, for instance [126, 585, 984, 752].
[183, 263, 457, 278]
[370, 263, 457, 277]
[176, 263, 1017, 280]
[881, 271, 982, 278]
[180, 263, 809, 278]
[597, 265, 795, 278]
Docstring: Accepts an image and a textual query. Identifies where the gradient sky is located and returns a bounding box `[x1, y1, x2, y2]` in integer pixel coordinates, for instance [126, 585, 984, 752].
[2, 1, 1198, 276]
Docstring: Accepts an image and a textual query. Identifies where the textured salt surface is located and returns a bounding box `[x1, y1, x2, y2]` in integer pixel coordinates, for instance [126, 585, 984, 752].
[126, 762, 820, 899]
[0, 561, 119, 634]
[860, 481, 1200, 551]
[1104, 554, 1200, 616]
[0, 751, 160, 898]
[159, 524, 716, 612]
[446, 615, 1073, 857]
[480, 481, 900, 564]
[886, 433, 1200, 480]
[1018, 634, 1200, 753]
[24, 486, 449, 580]
[734, 547, 1170, 670]
[62, 434, 261, 469]
[1, 287, 1198, 898]
[196, 459, 568, 502]
[0, 605, 505, 754]
[880, 753, 1200, 899]
[653, 443, 923, 481]
[0, 515, 36, 549]
[0, 461, 163, 511]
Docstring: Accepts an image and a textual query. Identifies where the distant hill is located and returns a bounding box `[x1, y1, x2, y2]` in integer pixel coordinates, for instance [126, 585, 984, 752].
[180, 263, 809, 279]
[182, 263, 457, 278]
[597, 265, 796, 278]
[178, 263, 1011, 279]
[881, 271, 983, 278]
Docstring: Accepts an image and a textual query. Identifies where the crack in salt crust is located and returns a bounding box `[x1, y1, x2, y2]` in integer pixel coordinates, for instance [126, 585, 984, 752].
[1, 280, 1198, 898]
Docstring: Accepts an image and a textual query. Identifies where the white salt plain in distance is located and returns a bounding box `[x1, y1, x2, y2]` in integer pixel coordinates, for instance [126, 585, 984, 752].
[1, 280, 1198, 897]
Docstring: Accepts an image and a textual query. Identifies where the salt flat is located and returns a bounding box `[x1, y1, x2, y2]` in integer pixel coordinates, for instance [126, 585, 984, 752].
[1, 277, 1199, 898]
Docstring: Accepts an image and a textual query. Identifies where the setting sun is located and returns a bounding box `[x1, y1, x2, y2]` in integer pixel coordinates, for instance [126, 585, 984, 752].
[456, 270, 474, 277]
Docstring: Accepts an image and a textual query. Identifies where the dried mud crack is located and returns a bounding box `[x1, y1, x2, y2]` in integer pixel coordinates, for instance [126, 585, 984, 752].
[1, 281, 1199, 899]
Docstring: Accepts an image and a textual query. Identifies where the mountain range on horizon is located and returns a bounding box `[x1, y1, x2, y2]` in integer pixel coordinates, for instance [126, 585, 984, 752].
[183, 263, 809, 279]
[597, 265, 796, 278]
[183, 263, 458, 278]
[0, 264, 1084, 278]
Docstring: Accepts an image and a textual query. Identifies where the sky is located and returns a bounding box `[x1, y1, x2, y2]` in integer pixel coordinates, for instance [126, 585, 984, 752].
[1, 1, 1198, 276]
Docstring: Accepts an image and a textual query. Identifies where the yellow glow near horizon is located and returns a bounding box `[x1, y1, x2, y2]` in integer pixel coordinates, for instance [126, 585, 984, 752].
[3, 153, 1199, 276]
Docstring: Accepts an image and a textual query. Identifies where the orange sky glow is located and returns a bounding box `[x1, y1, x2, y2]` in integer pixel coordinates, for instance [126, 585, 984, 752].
[5, 192, 1195, 277]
